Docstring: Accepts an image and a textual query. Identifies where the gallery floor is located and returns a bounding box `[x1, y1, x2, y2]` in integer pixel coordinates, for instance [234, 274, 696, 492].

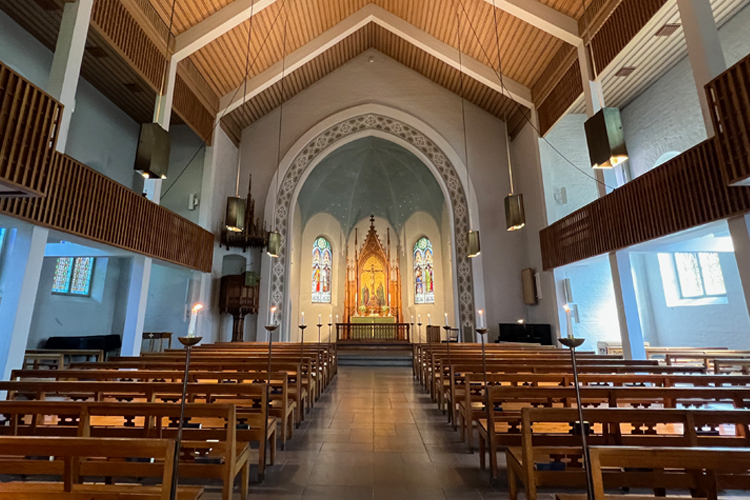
[205, 366, 526, 500]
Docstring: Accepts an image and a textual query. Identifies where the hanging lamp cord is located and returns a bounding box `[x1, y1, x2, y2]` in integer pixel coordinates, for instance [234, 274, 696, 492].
[272, 11, 290, 233]
[155, 0, 178, 122]
[455, 8, 473, 228]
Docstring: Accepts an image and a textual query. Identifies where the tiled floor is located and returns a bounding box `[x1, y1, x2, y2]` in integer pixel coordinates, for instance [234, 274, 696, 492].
[204, 366, 516, 499]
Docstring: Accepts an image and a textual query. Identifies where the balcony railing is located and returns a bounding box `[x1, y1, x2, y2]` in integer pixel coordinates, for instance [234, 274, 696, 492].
[0, 61, 62, 197]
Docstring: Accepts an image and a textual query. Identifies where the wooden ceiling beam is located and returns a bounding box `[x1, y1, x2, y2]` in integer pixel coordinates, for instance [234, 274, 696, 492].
[173, 0, 277, 62]
[480, 0, 581, 45]
[219, 4, 533, 115]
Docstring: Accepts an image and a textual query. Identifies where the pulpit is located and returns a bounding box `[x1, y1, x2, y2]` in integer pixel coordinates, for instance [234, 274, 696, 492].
[219, 273, 259, 342]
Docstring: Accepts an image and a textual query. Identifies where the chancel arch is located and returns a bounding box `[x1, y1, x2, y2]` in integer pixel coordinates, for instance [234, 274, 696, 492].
[265, 109, 477, 341]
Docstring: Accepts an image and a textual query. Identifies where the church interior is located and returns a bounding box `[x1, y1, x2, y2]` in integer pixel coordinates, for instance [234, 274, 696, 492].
[2, 0, 750, 498]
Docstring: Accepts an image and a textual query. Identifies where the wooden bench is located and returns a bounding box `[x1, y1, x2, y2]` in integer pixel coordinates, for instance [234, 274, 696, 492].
[477, 385, 750, 481]
[0, 401, 255, 499]
[0, 436, 203, 500]
[10, 368, 297, 448]
[506, 407, 750, 500]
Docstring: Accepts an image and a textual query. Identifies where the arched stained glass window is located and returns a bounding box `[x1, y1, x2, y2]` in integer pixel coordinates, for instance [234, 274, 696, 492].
[414, 237, 435, 304]
[312, 237, 332, 303]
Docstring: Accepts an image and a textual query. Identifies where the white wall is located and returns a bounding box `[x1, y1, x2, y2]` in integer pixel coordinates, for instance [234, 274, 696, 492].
[160, 125, 206, 224]
[621, 4, 750, 178]
[27, 257, 129, 348]
[0, 10, 140, 189]
[143, 262, 192, 340]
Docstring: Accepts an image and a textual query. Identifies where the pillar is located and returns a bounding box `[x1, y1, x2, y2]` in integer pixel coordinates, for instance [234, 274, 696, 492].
[0, 225, 49, 379]
[47, 0, 94, 152]
[578, 44, 645, 359]
[676, 0, 727, 136]
[120, 256, 152, 357]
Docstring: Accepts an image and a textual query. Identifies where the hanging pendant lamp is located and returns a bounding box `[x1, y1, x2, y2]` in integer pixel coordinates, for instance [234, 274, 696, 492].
[267, 231, 281, 258]
[467, 230, 481, 257]
[584, 107, 628, 169]
[504, 128, 525, 231]
[225, 196, 246, 232]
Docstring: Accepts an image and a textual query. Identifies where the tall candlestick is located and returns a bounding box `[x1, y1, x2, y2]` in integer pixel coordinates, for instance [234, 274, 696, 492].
[187, 304, 203, 337]
[318, 314, 322, 325]
[418, 315, 421, 324]
[427, 314, 431, 326]
[563, 304, 573, 339]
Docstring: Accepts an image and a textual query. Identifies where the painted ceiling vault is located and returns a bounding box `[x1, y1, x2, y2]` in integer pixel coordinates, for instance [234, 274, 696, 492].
[296, 137, 445, 235]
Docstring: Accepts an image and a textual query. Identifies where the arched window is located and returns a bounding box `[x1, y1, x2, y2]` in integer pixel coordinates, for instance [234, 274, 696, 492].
[414, 237, 435, 304]
[312, 237, 332, 303]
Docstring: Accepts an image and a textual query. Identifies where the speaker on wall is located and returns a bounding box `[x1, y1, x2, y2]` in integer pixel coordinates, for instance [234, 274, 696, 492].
[521, 268, 538, 305]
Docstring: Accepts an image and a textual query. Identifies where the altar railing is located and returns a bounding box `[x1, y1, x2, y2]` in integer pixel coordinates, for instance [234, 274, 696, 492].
[336, 323, 410, 342]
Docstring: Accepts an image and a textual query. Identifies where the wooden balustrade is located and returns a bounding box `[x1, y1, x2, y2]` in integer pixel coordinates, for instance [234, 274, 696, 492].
[707, 51, 750, 186]
[0, 152, 214, 272]
[337, 323, 410, 342]
[0, 61, 62, 198]
[540, 54, 750, 270]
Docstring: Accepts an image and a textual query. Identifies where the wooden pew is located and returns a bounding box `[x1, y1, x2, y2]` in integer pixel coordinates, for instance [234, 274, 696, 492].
[455, 371, 750, 452]
[0, 381, 277, 486]
[665, 352, 750, 372]
[0, 401, 254, 499]
[477, 385, 750, 481]
[10, 368, 297, 448]
[584, 446, 750, 500]
[68, 360, 310, 424]
[506, 407, 750, 500]
[0, 436, 204, 500]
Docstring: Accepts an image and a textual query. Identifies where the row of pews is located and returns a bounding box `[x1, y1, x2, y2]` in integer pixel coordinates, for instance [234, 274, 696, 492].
[413, 342, 750, 500]
[0, 340, 336, 500]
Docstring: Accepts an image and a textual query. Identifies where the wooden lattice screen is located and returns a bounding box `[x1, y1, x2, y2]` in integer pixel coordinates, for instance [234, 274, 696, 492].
[0, 61, 62, 198]
[0, 152, 214, 272]
[707, 52, 750, 186]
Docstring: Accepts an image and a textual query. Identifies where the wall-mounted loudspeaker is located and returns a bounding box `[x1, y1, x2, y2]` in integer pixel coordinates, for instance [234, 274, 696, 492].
[521, 268, 538, 305]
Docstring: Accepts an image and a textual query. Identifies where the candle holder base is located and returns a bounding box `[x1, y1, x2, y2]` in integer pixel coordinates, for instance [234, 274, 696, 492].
[178, 336, 203, 347]
[559, 337, 585, 349]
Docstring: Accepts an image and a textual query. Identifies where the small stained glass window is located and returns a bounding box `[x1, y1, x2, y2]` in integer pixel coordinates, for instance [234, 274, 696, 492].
[674, 252, 726, 299]
[52, 257, 95, 296]
[312, 237, 332, 303]
[414, 237, 435, 304]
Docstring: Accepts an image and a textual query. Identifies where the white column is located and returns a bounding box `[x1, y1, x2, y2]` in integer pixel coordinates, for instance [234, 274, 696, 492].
[676, 0, 727, 137]
[727, 216, 750, 320]
[0, 225, 49, 379]
[47, 0, 94, 153]
[578, 44, 645, 359]
[609, 251, 647, 360]
[120, 256, 152, 357]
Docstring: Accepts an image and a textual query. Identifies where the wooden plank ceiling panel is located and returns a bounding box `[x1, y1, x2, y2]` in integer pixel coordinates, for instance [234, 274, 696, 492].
[153, 0, 566, 99]
[222, 22, 524, 136]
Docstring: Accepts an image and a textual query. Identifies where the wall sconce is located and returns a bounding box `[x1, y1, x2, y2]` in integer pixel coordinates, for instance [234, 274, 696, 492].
[267, 231, 281, 258]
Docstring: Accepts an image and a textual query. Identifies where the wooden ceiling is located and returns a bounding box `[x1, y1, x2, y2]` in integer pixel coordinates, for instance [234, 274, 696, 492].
[221, 22, 528, 140]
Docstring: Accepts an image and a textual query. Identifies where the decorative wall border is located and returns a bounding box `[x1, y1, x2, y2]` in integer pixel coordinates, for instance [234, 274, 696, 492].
[270, 113, 476, 335]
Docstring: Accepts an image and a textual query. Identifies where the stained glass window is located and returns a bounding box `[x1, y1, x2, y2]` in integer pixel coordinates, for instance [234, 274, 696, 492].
[52, 257, 95, 296]
[674, 252, 726, 298]
[312, 237, 332, 303]
[414, 237, 435, 304]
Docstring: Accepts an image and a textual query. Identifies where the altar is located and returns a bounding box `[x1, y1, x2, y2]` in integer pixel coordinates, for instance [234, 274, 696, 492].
[338, 216, 407, 342]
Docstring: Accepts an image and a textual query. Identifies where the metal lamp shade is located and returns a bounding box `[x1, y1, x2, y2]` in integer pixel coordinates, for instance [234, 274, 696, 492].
[505, 193, 526, 231]
[267, 231, 281, 258]
[468, 230, 481, 258]
[134, 123, 170, 180]
[225, 197, 246, 233]
[584, 107, 628, 169]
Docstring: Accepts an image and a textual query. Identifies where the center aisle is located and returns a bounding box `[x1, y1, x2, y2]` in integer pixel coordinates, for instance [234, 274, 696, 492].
[242, 366, 510, 500]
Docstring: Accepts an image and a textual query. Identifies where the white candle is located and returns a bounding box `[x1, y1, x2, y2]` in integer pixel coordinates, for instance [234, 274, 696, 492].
[564, 304, 573, 339]
[301, 312, 305, 326]
[411, 315, 414, 324]
[444, 313, 449, 326]
[427, 314, 431, 325]
[187, 304, 203, 337]
[270, 306, 276, 325]
[478, 309, 485, 329]
[418, 315, 421, 324]
[329, 314, 332, 324]
[318, 314, 322, 325]
[388, 293, 391, 306]
[336, 314, 339, 324]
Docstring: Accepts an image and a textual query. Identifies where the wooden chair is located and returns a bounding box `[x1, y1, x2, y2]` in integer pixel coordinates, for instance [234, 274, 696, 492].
[0, 436, 203, 500]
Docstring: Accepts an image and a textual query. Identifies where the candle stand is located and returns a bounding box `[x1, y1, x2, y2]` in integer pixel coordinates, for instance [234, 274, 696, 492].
[264, 324, 278, 457]
[170, 335, 203, 500]
[559, 336, 594, 500]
